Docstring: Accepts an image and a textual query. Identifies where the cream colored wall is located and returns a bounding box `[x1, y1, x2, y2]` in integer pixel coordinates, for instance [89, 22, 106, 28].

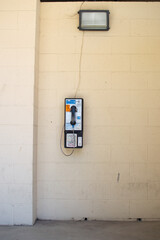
[33, 0, 40, 223]
[37, 2, 160, 220]
[0, 0, 39, 225]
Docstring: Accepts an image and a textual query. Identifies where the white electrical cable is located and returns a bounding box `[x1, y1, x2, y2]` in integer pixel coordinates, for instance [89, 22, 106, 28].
[60, 9, 85, 156]
[67, 1, 85, 18]
[75, 31, 84, 98]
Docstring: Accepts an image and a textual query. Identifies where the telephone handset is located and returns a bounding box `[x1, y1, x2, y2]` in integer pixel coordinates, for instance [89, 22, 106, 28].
[70, 105, 77, 126]
[64, 98, 83, 148]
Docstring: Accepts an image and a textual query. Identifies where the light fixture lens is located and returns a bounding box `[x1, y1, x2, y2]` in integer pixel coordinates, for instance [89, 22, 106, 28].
[81, 12, 107, 30]
[78, 10, 110, 31]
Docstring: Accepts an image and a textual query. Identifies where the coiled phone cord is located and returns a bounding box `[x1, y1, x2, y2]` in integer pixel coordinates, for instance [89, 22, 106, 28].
[60, 125, 75, 157]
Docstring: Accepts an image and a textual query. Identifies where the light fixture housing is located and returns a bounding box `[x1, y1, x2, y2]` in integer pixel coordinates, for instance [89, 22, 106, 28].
[78, 10, 110, 31]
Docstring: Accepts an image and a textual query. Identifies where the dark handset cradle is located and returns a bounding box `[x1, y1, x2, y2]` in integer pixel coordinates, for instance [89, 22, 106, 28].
[70, 105, 77, 126]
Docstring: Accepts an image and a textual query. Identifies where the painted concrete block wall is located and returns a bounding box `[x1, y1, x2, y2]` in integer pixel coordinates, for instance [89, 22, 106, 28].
[0, 0, 39, 225]
[37, 2, 160, 220]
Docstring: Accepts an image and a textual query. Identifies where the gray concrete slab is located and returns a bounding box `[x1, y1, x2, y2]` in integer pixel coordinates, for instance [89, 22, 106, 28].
[0, 220, 160, 240]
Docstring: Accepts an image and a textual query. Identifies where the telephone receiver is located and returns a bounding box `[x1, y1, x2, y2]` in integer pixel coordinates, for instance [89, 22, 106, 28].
[70, 105, 77, 126]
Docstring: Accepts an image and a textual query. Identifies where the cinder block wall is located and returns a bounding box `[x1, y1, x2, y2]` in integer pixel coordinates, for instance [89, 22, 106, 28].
[0, 0, 39, 225]
[37, 2, 160, 220]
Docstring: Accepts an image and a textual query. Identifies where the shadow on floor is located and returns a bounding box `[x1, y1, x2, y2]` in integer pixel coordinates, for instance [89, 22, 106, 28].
[0, 220, 160, 240]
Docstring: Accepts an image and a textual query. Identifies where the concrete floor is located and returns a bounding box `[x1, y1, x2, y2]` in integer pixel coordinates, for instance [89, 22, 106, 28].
[0, 220, 160, 240]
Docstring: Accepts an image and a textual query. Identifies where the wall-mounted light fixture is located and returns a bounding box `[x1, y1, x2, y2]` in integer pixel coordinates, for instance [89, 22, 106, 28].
[78, 10, 110, 31]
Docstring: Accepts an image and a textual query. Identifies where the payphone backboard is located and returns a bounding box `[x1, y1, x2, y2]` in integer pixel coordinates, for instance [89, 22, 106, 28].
[64, 98, 83, 148]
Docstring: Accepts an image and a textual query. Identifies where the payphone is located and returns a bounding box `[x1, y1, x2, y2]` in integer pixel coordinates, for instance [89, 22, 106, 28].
[64, 98, 83, 148]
